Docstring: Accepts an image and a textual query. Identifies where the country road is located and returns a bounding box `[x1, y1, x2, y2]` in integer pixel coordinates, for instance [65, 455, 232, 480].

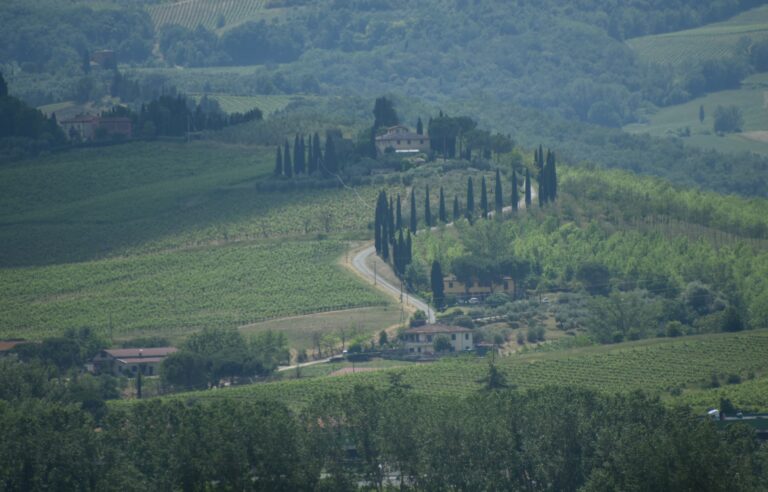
[352, 245, 436, 323]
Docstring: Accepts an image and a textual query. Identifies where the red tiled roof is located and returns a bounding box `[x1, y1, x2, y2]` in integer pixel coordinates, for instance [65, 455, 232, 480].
[115, 357, 167, 364]
[405, 324, 472, 334]
[103, 347, 177, 358]
[0, 340, 28, 352]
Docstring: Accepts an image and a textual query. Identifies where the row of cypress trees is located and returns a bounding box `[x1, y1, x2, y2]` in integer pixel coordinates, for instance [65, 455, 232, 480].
[274, 133, 338, 178]
[374, 190, 414, 277]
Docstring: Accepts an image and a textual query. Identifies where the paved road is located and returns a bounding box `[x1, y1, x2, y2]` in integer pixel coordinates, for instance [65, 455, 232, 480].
[352, 245, 436, 323]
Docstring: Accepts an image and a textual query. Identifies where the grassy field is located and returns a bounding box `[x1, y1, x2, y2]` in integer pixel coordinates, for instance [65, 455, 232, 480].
[671, 375, 768, 414]
[240, 305, 403, 354]
[624, 73, 768, 155]
[188, 94, 307, 115]
[172, 331, 768, 412]
[628, 5, 768, 67]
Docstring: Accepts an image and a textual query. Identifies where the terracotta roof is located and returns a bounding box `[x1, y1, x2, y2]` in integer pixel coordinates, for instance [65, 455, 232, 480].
[405, 324, 472, 334]
[376, 132, 427, 141]
[103, 347, 177, 358]
[0, 340, 28, 352]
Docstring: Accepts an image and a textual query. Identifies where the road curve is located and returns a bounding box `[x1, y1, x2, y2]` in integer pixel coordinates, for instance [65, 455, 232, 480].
[352, 245, 436, 324]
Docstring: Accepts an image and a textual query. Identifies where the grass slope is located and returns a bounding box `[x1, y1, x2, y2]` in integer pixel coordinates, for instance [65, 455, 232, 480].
[175, 331, 768, 412]
[625, 73, 768, 155]
[628, 5, 768, 67]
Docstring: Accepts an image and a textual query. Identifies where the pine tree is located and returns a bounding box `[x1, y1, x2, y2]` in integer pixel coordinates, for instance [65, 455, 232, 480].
[283, 141, 292, 178]
[274, 146, 283, 176]
[525, 168, 531, 208]
[430, 260, 445, 308]
[439, 187, 447, 223]
[416, 116, 423, 135]
[511, 169, 519, 211]
[494, 168, 503, 214]
[453, 195, 461, 221]
[466, 176, 475, 219]
[324, 136, 337, 175]
[396, 194, 402, 231]
[480, 176, 489, 219]
[424, 185, 432, 228]
[410, 189, 418, 233]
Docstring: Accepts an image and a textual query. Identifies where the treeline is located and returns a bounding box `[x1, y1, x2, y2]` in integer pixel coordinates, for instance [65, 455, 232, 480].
[0, 72, 66, 161]
[1, 369, 766, 490]
[273, 132, 339, 177]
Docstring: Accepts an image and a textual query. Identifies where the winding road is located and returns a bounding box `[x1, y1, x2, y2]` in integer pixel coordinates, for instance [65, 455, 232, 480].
[352, 245, 436, 323]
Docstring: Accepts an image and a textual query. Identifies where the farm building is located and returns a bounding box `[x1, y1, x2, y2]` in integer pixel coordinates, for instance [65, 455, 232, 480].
[402, 324, 474, 354]
[59, 115, 132, 141]
[375, 125, 430, 154]
[443, 274, 515, 300]
[92, 347, 178, 377]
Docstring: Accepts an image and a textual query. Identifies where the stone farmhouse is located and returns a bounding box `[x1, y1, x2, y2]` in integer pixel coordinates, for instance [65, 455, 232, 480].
[402, 324, 474, 354]
[60, 115, 132, 141]
[92, 347, 177, 377]
[375, 125, 430, 154]
[443, 274, 515, 301]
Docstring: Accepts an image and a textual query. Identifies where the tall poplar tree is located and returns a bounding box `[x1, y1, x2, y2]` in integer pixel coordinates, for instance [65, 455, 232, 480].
[424, 185, 432, 228]
[525, 168, 532, 208]
[466, 176, 475, 219]
[439, 187, 447, 223]
[511, 169, 519, 211]
[494, 168, 503, 214]
[430, 260, 445, 308]
[453, 195, 461, 221]
[274, 146, 283, 176]
[283, 141, 292, 178]
[410, 189, 418, 233]
[480, 176, 489, 219]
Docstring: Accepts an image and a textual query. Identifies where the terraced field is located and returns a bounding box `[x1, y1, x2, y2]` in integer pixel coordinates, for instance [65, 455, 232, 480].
[628, 5, 768, 67]
[175, 331, 768, 411]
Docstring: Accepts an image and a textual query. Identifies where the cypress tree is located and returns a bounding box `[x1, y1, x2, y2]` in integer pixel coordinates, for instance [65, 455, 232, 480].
[424, 185, 432, 228]
[405, 230, 412, 267]
[466, 177, 475, 219]
[494, 168, 503, 214]
[283, 141, 292, 178]
[480, 176, 489, 219]
[324, 136, 337, 175]
[396, 229, 405, 275]
[430, 260, 445, 308]
[388, 196, 396, 246]
[0, 72, 7, 98]
[511, 169, 519, 211]
[381, 226, 389, 260]
[396, 194, 402, 231]
[453, 195, 461, 221]
[410, 189, 417, 233]
[439, 186, 447, 223]
[274, 146, 283, 176]
[307, 134, 314, 174]
[293, 135, 301, 175]
[549, 151, 558, 202]
[381, 193, 390, 260]
[374, 191, 383, 254]
[311, 132, 322, 174]
[525, 168, 532, 208]
[416, 117, 423, 135]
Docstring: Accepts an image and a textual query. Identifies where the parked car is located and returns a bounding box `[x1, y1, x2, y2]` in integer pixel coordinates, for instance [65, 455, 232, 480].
[468, 297, 480, 304]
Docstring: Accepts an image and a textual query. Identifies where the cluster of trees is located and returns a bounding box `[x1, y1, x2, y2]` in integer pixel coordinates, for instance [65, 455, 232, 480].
[713, 105, 744, 134]
[2, 372, 766, 490]
[427, 112, 513, 160]
[161, 328, 289, 390]
[535, 145, 558, 206]
[273, 132, 339, 177]
[0, 72, 66, 160]
[374, 190, 413, 277]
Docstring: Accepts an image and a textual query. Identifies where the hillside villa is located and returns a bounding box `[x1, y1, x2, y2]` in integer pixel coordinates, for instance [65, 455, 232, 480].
[402, 324, 474, 354]
[443, 274, 516, 301]
[92, 347, 177, 377]
[375, 125, 430, 154]
[60, 114, 132, 141]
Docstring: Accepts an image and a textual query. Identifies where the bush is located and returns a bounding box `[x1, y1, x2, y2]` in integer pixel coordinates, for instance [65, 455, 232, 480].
[665, 321, 684, 338]
[713, 105, 743, 134]
[516, 332, 525, 345]
[410, 310, 427, 327]
[454, 315, 475, 329]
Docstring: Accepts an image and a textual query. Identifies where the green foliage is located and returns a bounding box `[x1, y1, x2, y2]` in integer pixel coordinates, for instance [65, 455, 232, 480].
[713, 105, 744, 133]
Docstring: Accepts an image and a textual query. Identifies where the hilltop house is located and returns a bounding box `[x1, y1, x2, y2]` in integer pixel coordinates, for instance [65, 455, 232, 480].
[92, 347, 177, 377]
[402, 324, 474, 354]
[443, 274, 515, 301]
[375, 125, 430, 154]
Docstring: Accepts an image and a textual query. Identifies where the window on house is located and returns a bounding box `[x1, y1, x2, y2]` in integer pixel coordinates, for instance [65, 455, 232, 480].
[397, 140, 401, 145]
[407, 140, 411, 144]
[409, 348, 414, 353]
[465, 334, 469, 340]
[427, 335, 433, 342]
[448, 281, 454, 288]
[451, 334, 456, 341]
[417, 347, 421, 353]
[504, 280, 509, 290]
[420, 139, 424, 144]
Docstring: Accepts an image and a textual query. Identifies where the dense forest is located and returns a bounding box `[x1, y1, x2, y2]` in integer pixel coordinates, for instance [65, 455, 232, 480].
[2, 355, 766, 490]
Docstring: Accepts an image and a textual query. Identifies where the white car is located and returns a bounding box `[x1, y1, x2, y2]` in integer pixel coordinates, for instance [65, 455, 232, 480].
[468, 297, 480, 304]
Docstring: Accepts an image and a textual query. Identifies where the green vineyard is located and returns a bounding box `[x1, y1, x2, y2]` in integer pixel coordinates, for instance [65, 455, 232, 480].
[188, 94, 309, 115]
[176, 331, 768, 411]
[628, 6, 768, 67]
[147, 0, 270, 31]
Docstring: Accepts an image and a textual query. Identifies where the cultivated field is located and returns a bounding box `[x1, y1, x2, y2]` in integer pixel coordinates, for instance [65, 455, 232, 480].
[147, 0, 278, 32]
[628, 5, 768, 67]
[175, 331, 768, 412]
[188, 93, 309, 115]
